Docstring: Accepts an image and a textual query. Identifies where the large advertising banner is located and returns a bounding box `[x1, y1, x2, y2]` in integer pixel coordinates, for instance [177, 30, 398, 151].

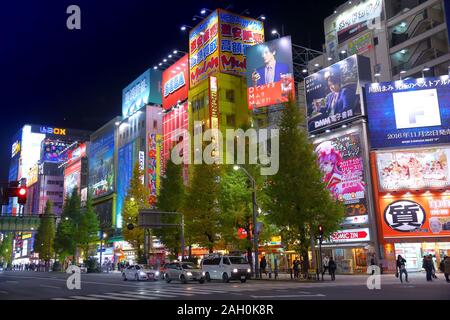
[366, 77, 450, 149]
[314, 128, 368, 218]
[376, 148, 450, 192]
[324, 0, 382, 56]
[89, 131, 115, 199]
[218, 10, 264, 77]
[67, 143, 86, 166]
[379, 194, 450, 239]
[246, 36, 295, 109]
[122, 69, 162, 118]
[117, 141, 135, 229]
[162, 55, 189, 110]
[41, 139, 70, 163]
[305, 55, 371, 133]
[189, 10, 220, 87]
[64, 160, 81, 199]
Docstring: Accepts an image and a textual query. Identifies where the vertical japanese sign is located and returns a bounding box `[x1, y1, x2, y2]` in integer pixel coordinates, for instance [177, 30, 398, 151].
[147, 133, 162, 208]
[209, 76, 220, 160]
[189, 11, 220, 87]
[218, 9, 264, 77]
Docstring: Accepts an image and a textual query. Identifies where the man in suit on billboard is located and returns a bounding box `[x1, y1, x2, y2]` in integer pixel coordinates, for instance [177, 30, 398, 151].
[251, 43, 290, 86]
[320, 72, 357, 117]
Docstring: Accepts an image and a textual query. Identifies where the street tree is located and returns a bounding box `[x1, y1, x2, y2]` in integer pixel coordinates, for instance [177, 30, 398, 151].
[154, 158, 185, 259]
[122, 162, 150, 263]
[264, 98, 345, 273]
[183, 162, 221, 254]
[78, 197, 100, 260]
[0, 233, 13, 267]
[33, 200, 56, 271]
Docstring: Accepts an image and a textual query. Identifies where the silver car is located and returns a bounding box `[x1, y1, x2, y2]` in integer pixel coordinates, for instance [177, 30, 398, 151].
[164, 262, 205, 284]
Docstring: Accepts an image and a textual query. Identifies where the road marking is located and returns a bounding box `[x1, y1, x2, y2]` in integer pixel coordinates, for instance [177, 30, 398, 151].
[250, 294, 326, 298]
[40, 285, 61, 289]
[6, 281, 18, 284]
[51, 298, 74, 300]
[68, 296, 105, 300]
[133, 290, 191, 297]
[85, 294, 135, 300]
[120, 291, 176, 298]
[106, 292, 158, 300]
[0, 291, 8, 294]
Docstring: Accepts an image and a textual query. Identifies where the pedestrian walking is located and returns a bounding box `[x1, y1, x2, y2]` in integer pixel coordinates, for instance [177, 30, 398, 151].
[260, 256, 267, 277]
[274, 257, 279, 280]
[322, 256, 329, 279]
[370, 254, 377, 275]
[423, 255, 433, 281]
[430, 255, 438, 279]
[293, 258, 300, 279]
[396, 255, 408, 283]
[328, 256, 336, 281]
[444, 256, 450, 283]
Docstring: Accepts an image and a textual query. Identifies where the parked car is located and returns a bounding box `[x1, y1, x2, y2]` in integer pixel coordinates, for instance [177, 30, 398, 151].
[122, 264, 160, 281]
[201, 255, 251, 283]
[164, 262, 205, 284]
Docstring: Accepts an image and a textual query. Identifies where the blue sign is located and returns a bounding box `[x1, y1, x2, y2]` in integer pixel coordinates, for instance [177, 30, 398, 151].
[366, 76, 450, 149]
[89, 130, 115, 199]
[116, 141, 135, 229]
[122, 69, 162, 118]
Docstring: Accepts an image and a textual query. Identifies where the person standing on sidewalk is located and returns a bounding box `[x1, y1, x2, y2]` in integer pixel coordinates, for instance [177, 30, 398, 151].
[396, 255, 408, 283]
[423, 255, 433, 281]
[444, 256, 450, 283]
[328, 256, 336, 281]
[260, 256, 267, 278]
[322, 256, 329, 279]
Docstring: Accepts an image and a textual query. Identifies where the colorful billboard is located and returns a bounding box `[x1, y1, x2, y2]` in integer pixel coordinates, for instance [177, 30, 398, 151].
[324, 0, 382, 59]
[367, 77, 450, 149]
[189, 9, 264, 88]
[147, 133, 162, 208]
[326, 228, 370, 243]
[218, 9, 264, 77]
[376, 148, 450, 192]
[189, 10, 220, 87]
[89, 130, 114, 199]
[67, 143, 86, 166]
[122, 69, 162, 118]
[64, 160, 81, 199]
[162, 55, 189, 110]
[314, 128, 368, 217]
[246, 36, 295, 109]
[41, 139, 70, 163]
[379, 194, 450, 239]
[305, 55, 371, 133]
[117, 141, 136, 229]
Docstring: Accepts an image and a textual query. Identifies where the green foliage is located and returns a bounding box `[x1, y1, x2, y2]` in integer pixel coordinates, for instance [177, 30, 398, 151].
[78, 197, 100, 259]
[183, 162, 221, 253]
[264, 98, 345, 269]
[122, 162, 150, 261]
[54, 192, 78, 261]
[154, 159, 185, 257]
[33, 200, 56, 263]
[0, 233, 13, 265]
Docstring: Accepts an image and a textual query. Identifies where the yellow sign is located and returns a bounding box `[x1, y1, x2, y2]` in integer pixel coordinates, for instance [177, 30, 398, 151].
[11, 141, 21, 158]
[22, 233, 32, 240]
[27, 164, 39, 186]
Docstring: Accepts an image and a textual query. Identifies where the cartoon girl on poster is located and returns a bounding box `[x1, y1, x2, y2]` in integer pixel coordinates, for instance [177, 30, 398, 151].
[316, 141, 343, 199]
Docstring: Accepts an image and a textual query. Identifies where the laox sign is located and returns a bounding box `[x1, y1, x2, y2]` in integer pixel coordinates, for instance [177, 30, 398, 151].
[40, 127, 66, 136]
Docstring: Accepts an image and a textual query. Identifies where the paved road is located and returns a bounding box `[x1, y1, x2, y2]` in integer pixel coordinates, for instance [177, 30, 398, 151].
[0, 271, 449, 300]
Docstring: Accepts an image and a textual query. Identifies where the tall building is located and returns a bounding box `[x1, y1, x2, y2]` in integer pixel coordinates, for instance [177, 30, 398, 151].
[188, 9, 265, 166]
[309, 0, 450, 81]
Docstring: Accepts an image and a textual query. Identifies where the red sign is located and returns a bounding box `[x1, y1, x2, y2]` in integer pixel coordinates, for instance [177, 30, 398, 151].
[67, 143, 86, 166]
[328, 228, 370, 243]
[237, 228, 247, 239]
[162, 55, 189, 111]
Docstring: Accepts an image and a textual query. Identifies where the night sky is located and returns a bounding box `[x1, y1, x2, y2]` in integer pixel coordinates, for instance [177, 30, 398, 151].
[1, 0, 342, 181]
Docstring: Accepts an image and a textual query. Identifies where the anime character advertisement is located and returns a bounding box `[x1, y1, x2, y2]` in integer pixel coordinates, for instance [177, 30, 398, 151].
[314, 130, 367, 216]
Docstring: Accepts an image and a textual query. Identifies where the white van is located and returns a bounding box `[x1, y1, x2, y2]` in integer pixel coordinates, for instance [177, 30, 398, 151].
[201, 255, 251, 283]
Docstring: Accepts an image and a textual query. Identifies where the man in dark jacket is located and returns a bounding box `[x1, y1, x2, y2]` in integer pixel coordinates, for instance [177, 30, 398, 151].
[328, 257, 337, 281]
[423, 255, 433, 281]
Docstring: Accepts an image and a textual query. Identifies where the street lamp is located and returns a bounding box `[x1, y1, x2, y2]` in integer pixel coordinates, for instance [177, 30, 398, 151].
[271, 30, 280, 38]
[233, 165, 259, 279]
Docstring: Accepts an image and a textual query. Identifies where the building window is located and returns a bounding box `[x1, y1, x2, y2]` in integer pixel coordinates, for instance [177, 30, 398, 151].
[225, 89, 235, 103]
[153, 120, 158, 129]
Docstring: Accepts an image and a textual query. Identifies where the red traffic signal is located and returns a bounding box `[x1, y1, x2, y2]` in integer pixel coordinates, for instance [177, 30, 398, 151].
[8, 186, 27, 204]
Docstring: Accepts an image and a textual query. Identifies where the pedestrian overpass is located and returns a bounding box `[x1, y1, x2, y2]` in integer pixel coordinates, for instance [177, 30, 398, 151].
[0, 214, 56, 232]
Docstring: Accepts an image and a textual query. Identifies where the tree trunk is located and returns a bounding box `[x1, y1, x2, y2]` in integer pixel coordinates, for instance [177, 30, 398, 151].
[299, 228, 309, 274]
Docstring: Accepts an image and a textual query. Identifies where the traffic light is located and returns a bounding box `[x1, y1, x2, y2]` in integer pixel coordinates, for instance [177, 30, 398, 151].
[318, 225, 324, 240]
[8, 186, 27, 205]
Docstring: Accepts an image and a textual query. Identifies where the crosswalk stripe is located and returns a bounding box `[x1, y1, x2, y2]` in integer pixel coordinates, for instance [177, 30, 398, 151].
[51, 298, 74, 300]
[105, 292, 158, 300]
[120, 291, 176, 298]
[86, 294, 135, 300]
[69, 295, 105, 300]
[132, 290, 194, 297]
[163, 287, 227, 294]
